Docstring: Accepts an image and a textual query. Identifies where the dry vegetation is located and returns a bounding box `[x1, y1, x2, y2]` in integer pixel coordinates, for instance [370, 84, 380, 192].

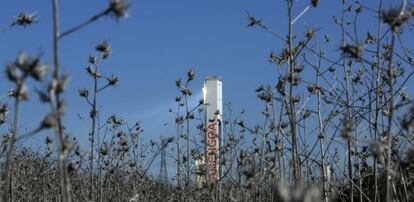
[1, 0, 414, 201]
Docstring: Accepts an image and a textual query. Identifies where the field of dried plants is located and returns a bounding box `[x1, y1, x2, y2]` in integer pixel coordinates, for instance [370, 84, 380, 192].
[1, 0, 414, 201]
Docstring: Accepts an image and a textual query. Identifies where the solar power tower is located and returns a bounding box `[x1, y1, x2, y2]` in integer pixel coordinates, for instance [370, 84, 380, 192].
[203, 76, 223, 182]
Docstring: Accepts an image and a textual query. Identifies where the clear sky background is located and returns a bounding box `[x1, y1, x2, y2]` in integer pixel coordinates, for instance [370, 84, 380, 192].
[0, 0, 413, 173]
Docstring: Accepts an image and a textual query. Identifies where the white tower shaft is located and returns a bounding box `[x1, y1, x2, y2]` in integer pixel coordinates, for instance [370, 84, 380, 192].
[203, 76, 222, 182]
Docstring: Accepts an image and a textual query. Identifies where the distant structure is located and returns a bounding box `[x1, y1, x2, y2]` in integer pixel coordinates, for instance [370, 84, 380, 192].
[203, 76, 223, 182]
[158, 137, 168, 184]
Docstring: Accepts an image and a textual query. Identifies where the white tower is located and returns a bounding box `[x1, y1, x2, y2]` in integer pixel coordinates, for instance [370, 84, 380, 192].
[203, 76, 222, 182]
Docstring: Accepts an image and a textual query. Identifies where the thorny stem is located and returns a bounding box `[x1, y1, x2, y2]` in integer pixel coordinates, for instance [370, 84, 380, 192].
[385, 29, 397, 202]
[185, 94, 190, 189]
[374, 1, 383, 201]
[287, 0, 301, 184]
[339, 2, 353, 201]
[2, 91, 20, 202]
[316, 51, 328, 202]
[52, 0, 71, 201]
[89, 60, 99, 201]
[59, 8, 111, 39]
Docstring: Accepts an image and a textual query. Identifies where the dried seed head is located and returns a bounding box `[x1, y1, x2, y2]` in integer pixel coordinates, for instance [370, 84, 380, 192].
[269, 52, 278, 63]
[10, 85, 30, 101]
[95, 41, 111, 52]
[175, 78, 183, 88]
[108, 0, 131, 18]
[341, 43, 365, 59]
[9, 51, 50, 81]
[255, 85, 264, 92]
[86, 65, 101, 78]
[11, 12, 37, 27]
[31, 64, 50, 81]
[90, 109, 98, 119]
[307, 84, 323, 95]
[276, 79, 286, 96]
[110, 114, 122, 125]
[78, 88, 89, 98]
[181, 88, 192, 96]
[257, 92, 272, 103]
[382, 6, 412, 31]
[89, 55, 97, 64]
[100, 145, 108, 156]
[246, 12, 262, 27]
[107, 76, 119, 86]
[187, 68, 196, 81]
[305, 27, 316, 38]
[393, 67, 405, 78]
[365, 32, 375, 44]
[293, 64, 304, 73]
[95, 41, 112, 57]
[175, 116, 184, 124]
[55, 74, 70, 94]
[286, 72, 301, 86]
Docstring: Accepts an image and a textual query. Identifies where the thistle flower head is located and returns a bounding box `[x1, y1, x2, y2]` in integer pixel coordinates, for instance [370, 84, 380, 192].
[55, 74, 70, 94]
[110, 114, 122, 126]
[107, 76, 119, 86]
[305, 27, 316, 39]
[89, 55, 97, 64]
[7, 51, 50, 82]
[382, 6, 413, 31]
[95, 41, 112, 59]
[78, 88, 89, 98]
[340, 43, 365, 59]
[307, 84, 323, 95]
[108, 0, 131, 18]
[175, 78, 184, 88]
[187, 68, 196, 81]
[86, 65, 101, 77]
[10, 85, 30, 101]
[11, 12, 37, 27]
[31, 64, 50, 81]
[246, 11, 262, 27]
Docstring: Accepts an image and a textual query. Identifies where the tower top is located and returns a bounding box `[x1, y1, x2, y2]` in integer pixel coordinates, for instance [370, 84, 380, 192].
[205, 76, 222, 81]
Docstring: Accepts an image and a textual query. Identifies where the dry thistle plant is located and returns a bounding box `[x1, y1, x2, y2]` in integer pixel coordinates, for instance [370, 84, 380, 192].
[2, 0, 414, 202]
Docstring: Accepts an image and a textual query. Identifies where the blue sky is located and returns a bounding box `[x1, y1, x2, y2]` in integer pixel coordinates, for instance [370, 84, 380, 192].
[1, 0, 413, 175]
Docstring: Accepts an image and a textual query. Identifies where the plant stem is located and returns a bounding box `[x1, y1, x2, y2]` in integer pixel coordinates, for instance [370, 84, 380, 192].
[287, 0, 301, 184]
[385, 29, 397, 202]
[52, 0, 71, 201]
